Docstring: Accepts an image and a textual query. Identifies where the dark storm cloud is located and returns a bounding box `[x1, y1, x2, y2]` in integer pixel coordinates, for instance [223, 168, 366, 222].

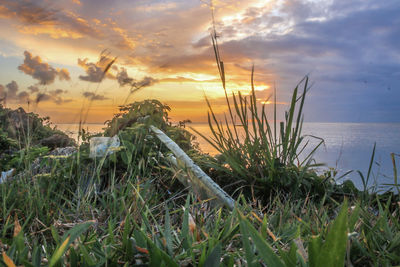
[82, 91, 109, 101]
[18, 51, 71, 85]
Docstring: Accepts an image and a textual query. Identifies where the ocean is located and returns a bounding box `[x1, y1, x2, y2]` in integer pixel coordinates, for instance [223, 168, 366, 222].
[56, 122, 400, 191]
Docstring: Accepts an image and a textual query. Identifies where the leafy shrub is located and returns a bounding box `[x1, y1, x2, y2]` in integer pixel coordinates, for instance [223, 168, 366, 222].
[0, 105, 72, 148]
[104, 99, 196, 151]
[77, 99, 199, 194]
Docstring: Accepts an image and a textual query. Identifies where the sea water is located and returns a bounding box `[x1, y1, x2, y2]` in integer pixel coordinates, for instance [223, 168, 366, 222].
[56, 122, 400, 191]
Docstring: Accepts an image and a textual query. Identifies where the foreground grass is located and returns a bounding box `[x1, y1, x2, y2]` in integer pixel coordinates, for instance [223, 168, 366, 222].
[0, 39, 399, 265]
[0, 113, 399, 266]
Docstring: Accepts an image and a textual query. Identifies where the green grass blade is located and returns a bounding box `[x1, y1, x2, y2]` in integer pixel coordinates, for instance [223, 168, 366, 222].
[164, 206, 173, 256]
[238, 211, 285, 267]
[203, 243, 222, 267]
[48, 221, 93, 267]
[239, 216, 257, 267]
[309, 200, 348, 267]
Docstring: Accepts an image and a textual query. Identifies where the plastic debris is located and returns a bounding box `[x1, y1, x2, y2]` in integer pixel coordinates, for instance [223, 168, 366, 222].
[89, 135, 120, 158]
[150, 125, 235, 210]
[0, 169, 15, 184]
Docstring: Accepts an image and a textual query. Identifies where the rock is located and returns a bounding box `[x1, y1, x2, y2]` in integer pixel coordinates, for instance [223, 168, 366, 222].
[5, 107, 30, 138]
[30, 146, 77, 175]
[40, 134, 75, 149]
[0, 105, 75, 149]
[49, 146, 77, 157]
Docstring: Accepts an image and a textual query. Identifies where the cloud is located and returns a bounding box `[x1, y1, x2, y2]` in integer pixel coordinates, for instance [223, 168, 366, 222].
[58, 68, 70, 81]
[78, 51, 116, 82]
[133, 76, 158, 88]
[35, 93, 52, 103]
[1, 0, 399, 122]
[27, 85, 39, 93]
[51, 89, 65, 95]
[0, 80, 32, 103]
[0, 5, 13, 19]
[116, 67, 134, 86]
[0, 85, 5, 99]
[5, 80, 18, 99]
[159, 76, 206, 83]
[192, 36, 211, 48]
[18, 51, 71, 85]
[82, 91, 109, 101]
[0, 79, 71, 105]
[1, 0, 56, 24]
[1, 0, 102, 39]
[35, 89, 72, 104]
[116, 67, 158, 90]
[17, 91, 30, 102]
[0, 0, 139, 54]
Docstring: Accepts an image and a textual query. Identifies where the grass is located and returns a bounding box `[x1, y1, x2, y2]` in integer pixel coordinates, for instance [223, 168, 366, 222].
[1, 95, 399, 266]
[191, 34, 334, 202]
[0, 38, 399, 266]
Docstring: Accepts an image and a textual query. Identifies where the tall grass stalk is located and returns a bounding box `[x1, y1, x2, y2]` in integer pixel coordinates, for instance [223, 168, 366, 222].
[192, 33, 325, 199]
[391, 153, 400, 195]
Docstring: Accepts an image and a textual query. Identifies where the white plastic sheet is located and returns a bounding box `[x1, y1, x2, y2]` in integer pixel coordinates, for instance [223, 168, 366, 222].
[0, 168, 15, 184]
[89, 135, 120, 158]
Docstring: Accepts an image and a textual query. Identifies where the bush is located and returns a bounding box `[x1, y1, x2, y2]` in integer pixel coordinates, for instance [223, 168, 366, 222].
[76, 99, 199, 194]
[0, 105, 74, 171]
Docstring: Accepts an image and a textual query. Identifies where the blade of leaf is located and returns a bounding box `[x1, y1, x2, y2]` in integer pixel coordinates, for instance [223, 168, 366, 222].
[239, 212, 285, 267]
[2, 252, 16, 267]
[49, 236, 70, 267]
[313, 200, 349, 267]
[204, 243, 222, 267]
[164, 207, 173, 256]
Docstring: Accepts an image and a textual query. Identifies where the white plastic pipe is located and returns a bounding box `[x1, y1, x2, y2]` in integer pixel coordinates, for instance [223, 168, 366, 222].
[150, 125, 235, 210]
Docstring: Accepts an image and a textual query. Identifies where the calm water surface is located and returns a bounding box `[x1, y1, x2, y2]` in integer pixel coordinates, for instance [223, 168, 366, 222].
[56, 122, 400, 191]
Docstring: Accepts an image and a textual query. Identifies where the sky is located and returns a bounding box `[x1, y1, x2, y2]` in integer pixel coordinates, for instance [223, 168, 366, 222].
[0, 0, 399, 123]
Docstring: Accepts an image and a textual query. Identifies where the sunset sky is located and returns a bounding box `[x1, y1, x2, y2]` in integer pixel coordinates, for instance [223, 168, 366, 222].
[0, 0, 399, 123]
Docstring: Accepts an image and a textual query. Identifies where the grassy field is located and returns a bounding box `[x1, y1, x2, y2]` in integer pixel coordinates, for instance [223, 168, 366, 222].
[0, 39, 399, 266]
[1, 88, 399, 266]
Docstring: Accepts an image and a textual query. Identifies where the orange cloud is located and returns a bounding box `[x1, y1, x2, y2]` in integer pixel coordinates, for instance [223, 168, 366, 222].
[18, 51, 71, 85]
[111, 26, 136, 50]
[18, 24, 84, 39]
[0, 5, 13, 18]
